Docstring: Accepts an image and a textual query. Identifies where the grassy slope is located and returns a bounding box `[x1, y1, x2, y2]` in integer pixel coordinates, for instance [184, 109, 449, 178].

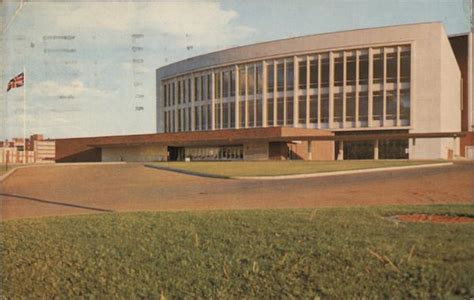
[0, 164, 37, 176]
[0, 165, 22, 175]
[150, 160, 443, 177]
[2, 205, 473, 298]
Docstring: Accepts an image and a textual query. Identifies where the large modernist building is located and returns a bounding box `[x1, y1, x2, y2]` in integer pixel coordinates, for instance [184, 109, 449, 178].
[55, 22, 473, 162]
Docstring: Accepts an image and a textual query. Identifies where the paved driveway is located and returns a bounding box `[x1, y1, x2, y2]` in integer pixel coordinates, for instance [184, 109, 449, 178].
[1, 162, 473, 220]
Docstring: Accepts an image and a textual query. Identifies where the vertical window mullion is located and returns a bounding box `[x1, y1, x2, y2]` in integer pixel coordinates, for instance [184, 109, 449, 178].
[317, 54, 321, 129]
[383, 48, 387, 125]
[396, 46, 401, 126]
[306, 56, 310, 127]
[355, 51, 359, 126]
[343, 52, 347, 128]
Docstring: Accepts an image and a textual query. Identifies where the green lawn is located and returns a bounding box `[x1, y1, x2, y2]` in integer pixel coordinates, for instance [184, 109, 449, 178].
[148, 160, 445, 177]
[2, 205, 473, 298]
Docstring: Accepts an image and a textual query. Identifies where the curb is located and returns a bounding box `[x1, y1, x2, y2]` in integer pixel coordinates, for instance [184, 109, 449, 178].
[144, 164, 231, 179]
[233, 162, 454, 180]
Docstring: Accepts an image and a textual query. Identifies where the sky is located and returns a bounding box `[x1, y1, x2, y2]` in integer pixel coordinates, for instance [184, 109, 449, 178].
[0, 0, 471, 140]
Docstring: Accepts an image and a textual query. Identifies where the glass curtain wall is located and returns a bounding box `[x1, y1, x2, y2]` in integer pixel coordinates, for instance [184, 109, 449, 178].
[162, 44, 410, 132]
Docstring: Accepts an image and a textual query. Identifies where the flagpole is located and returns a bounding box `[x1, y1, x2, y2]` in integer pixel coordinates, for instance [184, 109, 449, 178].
[23, 66, 26, 164]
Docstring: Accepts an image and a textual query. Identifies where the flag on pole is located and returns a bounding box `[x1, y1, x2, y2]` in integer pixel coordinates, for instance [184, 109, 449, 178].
[6, 72, 24, 92]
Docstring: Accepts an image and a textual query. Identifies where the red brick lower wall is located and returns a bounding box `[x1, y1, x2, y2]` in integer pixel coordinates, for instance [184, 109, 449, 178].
[55, 138, 102, 162]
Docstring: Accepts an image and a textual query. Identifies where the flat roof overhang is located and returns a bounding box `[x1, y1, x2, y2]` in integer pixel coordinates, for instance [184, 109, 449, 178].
[88, 127, 332, 148]
[86, 128, 467, 149]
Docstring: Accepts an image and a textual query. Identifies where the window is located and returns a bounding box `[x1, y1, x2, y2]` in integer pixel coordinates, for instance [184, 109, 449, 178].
[248, 99, 255, 127]
[372, 91, 383, 121]
[334, 93, 343, 122]
[346, 92, 356, 122]
[287, 96, 294, 125]
[215, 103, 221, 129]
[183, 80, 187, 103]
[321, 56, 329, 88]
[298, 96, 306, 124]
[359, 53, 368, 85]
[168, 84, 171, 106]
[277, 97, 284, 125]
[239, 100, 245, 127]
[358, 92, 368, 123]
[267, 64, 274, 92]
[201, 75, 205, 101]
[299, 60, 307, 89]
[256, 98, 262, 127]
[277, 63, 284, 92]
[239, 67, 245, 96]
[207, 104, 211, 130]
[194, 107, 199, 130]
[172, 110, 175, 132]
[400, 49, 410, 83]
[386, 90, 397, 120]
[373, 52, 383, 84]
[256, 65, 263, 94]
[201, 105, 206, 130]
[346, 55, 356, 85]
[286, 61, 294, 91]
[386, 52, 397, 83]
[400, 89, 410, 121]
[188, 107, 192, 131]
[163, 84, 168, 107]
[310, 59, 318, 88]
[223, 102, 229, 128]
[334, 56, 343, 87]
[230, 102, 236, 127]
[177, 109, 182, 132]
[230, 71, 235, 97]
[223, 71, 229, 97]
[194, 77, 198, 102]
[188, 79, 191, 102]
[172, 82, 176, 105]
[177, 81, 181, 104]
[215, 73, 220, 99]
[320, 94, 329, 123]
[309, 95, 318, 124]
[247, 65, 255, 95]
[267, 97, 274, 126]
[207, 74, 212, 100]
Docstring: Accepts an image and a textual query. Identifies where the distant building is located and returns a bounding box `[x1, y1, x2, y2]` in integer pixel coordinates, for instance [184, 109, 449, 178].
[0, 134, 55, 164]
[56, 22, 473, 162]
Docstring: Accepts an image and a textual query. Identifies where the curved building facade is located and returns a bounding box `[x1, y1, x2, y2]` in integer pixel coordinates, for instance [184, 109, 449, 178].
[53, 22, 472, 163]
[156, 22, 466, 160]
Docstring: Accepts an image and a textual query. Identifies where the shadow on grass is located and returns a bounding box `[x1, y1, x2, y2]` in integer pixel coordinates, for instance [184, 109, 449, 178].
[144, 164, 231, 179]
[0, 193, 114, 213]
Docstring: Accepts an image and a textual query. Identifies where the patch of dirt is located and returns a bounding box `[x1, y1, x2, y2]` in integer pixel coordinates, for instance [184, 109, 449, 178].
[395, 214, 474, 224]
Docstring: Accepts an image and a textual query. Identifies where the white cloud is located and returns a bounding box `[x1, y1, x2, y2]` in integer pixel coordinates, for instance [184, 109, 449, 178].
[32, 80, 83, 97]
[121, 62, 152, 74]
[3, 1, 255, 139]
[31, 79, 108, 99]
[49, 1, 255, 47]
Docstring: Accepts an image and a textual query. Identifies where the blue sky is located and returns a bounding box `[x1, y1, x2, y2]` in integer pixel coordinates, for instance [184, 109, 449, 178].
[1, 0, 471, 139]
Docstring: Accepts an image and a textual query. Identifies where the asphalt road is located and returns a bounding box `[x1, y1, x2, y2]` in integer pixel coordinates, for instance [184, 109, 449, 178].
[1, 162, 473, 220]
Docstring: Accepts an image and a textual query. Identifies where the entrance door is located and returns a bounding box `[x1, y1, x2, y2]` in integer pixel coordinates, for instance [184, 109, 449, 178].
[466, 146, 474, 160]
[168, 147, 184, 161]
